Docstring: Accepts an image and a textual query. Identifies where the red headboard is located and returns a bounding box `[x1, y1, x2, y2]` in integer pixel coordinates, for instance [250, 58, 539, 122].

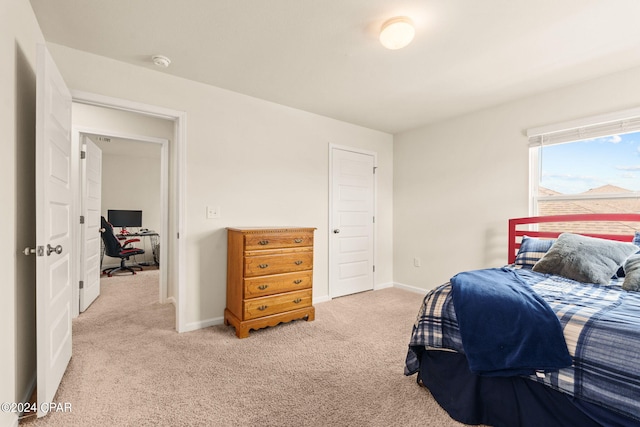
[508, 213, 640, 264]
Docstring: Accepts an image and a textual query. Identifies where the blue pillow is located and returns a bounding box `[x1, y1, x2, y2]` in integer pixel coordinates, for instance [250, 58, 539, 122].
[514, 236, 554, 269]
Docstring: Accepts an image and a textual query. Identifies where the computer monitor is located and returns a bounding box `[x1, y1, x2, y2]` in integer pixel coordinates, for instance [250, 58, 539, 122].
[107, 209, 142, 232]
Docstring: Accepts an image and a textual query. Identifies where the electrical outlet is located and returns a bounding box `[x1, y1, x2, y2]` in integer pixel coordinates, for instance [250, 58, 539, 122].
[206, 206, 220, 219]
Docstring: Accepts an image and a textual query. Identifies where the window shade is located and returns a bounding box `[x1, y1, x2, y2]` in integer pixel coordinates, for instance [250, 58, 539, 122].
[527, 107, 640, 146]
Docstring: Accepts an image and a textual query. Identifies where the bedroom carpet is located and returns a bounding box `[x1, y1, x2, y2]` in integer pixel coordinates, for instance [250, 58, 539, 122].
[23, 270, 470, 427]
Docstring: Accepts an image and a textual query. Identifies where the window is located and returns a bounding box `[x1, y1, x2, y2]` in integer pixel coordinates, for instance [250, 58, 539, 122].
[528, 109, 640, 234]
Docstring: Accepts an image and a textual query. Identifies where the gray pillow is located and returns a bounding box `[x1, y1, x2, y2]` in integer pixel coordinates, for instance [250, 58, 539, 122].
[532, 233, 639, 285]
[623, 254, 640, 291]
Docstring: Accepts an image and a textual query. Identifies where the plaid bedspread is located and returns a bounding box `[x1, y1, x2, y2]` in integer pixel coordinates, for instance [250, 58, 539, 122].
[405, 267, 640, 422]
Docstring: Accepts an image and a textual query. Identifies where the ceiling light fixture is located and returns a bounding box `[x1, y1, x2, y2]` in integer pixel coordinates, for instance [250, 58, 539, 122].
[152, 55, 171, 68]
[379, 17, 415, 50]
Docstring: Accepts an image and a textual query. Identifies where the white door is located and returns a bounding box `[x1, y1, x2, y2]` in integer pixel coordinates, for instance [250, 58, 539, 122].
[35, 44, 73, 418]
[80, 138, 102, 311]
[329, 147, 375, 298]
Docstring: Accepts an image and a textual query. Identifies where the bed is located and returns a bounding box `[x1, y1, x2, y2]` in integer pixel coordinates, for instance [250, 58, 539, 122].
[405, 214, 640, 427]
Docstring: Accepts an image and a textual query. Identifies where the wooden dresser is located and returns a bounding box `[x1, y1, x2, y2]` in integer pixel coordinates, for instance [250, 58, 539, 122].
[224, 227, 316, 338]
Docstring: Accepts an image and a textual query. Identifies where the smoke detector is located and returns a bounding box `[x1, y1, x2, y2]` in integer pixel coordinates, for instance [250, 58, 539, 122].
[152, 55, 171, 68]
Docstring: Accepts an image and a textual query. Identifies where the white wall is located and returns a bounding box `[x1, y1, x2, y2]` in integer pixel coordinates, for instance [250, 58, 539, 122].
[99, 142, 161, 266]
[1, 1, 46, 426]
[48, 43, 394, 330]
[393, 64, 640, 291]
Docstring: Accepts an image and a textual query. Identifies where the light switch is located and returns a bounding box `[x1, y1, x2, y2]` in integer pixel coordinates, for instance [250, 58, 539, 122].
[207, 206, 220, 219]
[414, 257, 421, 267]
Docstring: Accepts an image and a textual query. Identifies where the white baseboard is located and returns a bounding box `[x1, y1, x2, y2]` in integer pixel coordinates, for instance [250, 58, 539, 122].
[393, 282, 428, 295]
[101, 262, 119, 269]
[182, 316, 224, 333]
[374, 282, 394, 290]
[165, 296, 176, 306]
[313, 295, 331, 304]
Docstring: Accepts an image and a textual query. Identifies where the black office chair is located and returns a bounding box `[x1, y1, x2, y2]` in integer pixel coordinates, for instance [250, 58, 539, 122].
[100, 216, 145, 277]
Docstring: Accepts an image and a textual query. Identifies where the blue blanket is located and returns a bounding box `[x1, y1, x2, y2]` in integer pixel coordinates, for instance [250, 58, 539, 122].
[450, 267, 572, 376]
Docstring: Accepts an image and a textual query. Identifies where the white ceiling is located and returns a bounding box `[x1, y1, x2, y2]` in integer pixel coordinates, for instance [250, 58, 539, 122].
[29, 0, 640, 134]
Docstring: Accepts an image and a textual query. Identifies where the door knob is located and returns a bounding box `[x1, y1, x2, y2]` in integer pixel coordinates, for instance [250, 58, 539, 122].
[333, 229, 340, 234]
[46, 244, 63, 256]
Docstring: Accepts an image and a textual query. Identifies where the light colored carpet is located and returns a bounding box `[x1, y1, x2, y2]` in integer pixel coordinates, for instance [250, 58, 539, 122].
[24, 270, 468, 427]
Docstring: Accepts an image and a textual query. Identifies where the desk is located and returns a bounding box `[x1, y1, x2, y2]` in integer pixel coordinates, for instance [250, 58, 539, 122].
[101, 231, 159, 268]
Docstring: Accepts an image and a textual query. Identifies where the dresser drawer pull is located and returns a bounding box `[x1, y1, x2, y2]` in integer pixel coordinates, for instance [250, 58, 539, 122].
[258, 240, 269, 245]
[257, 284, 269, 290]
[257, 305, 268, 311]
[293, 298, 302, 304]
[294, 260, 303, 265]
[294, 238, 303, 243]
[258, 264, 269, 269]
[293, 279, 303, 284]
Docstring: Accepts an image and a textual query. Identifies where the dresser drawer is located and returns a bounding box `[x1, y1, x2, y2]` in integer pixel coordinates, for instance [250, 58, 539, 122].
[244, 289, 312, 320]
[244, 251, 313, 277]
[244, 230, 314, 251]
[244, 271, 312, 298]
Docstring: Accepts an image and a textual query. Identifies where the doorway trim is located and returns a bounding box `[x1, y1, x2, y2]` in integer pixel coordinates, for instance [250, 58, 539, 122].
[71, 90, 188, 333]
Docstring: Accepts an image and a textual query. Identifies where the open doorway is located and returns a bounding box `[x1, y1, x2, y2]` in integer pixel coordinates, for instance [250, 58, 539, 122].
[81, 131, 166, 306]
[72, 100, 178, 329]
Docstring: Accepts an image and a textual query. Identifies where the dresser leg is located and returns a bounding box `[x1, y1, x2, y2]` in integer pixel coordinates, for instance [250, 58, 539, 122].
[224, 310, 249, 338]
[236, 325, 250, 339]
[305, 307, 315, 322]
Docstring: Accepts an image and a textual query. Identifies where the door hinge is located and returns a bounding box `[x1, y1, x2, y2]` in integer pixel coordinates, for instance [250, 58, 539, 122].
[80, 215, 85, 224]
[373, 216, 375, 223]
[373, 265, 376, 273]
[79, 280, 84, 289]
[80, 150, 86, 159]
[373, 166, 377, 174]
